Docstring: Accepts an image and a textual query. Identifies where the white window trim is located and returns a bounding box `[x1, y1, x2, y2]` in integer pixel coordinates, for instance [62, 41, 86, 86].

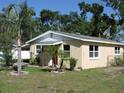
[35, 45, 42, 55]
[89, 45, 99, 59]
[63, 44, 70, 57]
[115, 47, 121, 55]
[89, 57, 100, 60]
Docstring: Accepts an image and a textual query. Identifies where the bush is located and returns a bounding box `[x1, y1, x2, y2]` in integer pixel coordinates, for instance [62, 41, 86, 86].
[69, 57, 77, 71]
[0, 67, 12, 71]
[114, 57, 124, 66]
[30, 58, 37, 65]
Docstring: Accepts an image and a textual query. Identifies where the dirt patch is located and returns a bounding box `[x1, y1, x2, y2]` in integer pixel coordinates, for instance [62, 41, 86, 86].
[104, 66, 124, 73]
[103, 66, 124, 79]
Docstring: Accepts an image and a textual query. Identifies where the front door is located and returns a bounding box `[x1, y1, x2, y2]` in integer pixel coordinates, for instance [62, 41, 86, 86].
[52, 53, 58, 67]
[40, 46, 59, 67]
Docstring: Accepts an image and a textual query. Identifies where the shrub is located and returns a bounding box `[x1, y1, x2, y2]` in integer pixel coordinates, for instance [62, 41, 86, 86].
[114, 57, 124, 66]
[69, 57, 77, 71]
[30, 58, 37, 65]
[77, 67, 83, 71]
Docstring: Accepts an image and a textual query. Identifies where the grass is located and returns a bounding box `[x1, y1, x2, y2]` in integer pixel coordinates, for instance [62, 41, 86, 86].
[0, 67, 124, 93]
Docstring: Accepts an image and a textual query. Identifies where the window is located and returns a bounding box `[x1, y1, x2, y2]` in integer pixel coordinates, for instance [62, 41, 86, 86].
[115, 47, 120, 55]
[89, 45, 99, 58]
[63, 45, 70, 56]
[36, 45, 41, 55]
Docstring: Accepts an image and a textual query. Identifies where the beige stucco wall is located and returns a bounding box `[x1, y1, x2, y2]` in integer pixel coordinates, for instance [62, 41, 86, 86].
[63, 40, 83, 69]
[30, 43, 36, 59]
[70, 45, 82, 68]
[81, 42, 124, 69]
[68, 41, 123, 69]
[29, 40, 124, 69]
[56, 40, 124, 69]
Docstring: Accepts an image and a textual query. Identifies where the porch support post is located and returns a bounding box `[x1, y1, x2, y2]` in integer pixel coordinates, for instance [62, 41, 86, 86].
[40, 45, 44, 66]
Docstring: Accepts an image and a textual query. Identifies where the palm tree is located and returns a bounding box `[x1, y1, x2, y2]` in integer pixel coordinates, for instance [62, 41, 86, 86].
[0, 5, 17, 66]
[0, 1, 35, 74]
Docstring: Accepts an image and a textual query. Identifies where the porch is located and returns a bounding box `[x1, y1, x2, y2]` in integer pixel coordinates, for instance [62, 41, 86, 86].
[35, 38, 63, 67]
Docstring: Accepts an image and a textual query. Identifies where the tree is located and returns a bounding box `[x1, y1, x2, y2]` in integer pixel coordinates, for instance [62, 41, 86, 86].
[0, 1, 35, 74]
[43, 45, 59, 67]
[79, 2, 91, 20]
[40, 9, 60, 31]
[15, 1, 35, 74]
[19, 1, 35, 43]
[79, 2, 104, 37]
[102, 0, 124, 41]
[0, 5, 17, 66]
[64, 12, 90, 35]
[32, 17, 49, 37]
[79, 2, 117, 39]
[40, 9, 90, 35]
[102, 0, 124, 20]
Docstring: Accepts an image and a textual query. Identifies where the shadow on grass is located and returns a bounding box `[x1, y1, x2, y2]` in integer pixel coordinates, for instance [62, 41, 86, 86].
[40, 68, 51, 72]
[0, 67, 12, 71]
[24, 67, 52, 73]
[48, 88, 86, 93]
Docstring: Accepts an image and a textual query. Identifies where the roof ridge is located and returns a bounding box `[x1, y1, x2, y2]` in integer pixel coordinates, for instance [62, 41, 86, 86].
[26, 30, 124, 45]
[52, 31, 118, 43]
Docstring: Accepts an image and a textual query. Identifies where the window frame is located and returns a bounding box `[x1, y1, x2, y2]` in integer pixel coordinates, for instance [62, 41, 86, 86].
[89, 45, 99, 59]
[63, 44, 70, 57]
[35, 45, 41, 55]
[115, 47, 121, 55]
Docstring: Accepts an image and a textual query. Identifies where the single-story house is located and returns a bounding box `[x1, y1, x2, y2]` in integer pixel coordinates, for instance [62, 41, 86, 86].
[25, 30, 124, 69]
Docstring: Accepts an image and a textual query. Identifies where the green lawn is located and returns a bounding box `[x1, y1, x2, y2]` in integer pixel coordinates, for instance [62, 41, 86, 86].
[0, 67, 124, 93]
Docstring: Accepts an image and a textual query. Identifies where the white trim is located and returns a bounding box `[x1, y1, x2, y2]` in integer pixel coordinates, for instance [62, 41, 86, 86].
[26, 30, 124, 46]
[36, 41, 62, 46]
[35, 45, 42, 55]
[89, 57, 100, 60]
[53, 41, 63, 45]
[52, 31, 124, 46]
[26, 31, 51, 43]
[89, 45, 99, 59]
[114, 53, 122, 56]
[21, 44, 29, 48]
[114, 47, 121, 55]
[63, 44, 70, 57]
[34, 45, 36, 55]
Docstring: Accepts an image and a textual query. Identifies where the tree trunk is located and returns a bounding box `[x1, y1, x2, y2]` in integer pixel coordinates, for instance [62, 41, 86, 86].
[52, 53, 58, 67]
[17, 32, 22, 74]
[59, 59, 63, 69]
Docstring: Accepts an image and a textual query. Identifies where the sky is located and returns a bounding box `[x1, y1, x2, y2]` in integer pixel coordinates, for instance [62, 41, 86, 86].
[0, 0, 114, 17]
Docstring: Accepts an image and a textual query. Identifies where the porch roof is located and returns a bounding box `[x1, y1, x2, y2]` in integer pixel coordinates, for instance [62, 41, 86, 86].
[37, 38, 62, 45]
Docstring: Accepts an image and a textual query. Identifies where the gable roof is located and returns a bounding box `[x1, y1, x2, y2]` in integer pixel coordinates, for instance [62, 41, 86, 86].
[26, 30, 124, 46]
[38, 38, 62, 45]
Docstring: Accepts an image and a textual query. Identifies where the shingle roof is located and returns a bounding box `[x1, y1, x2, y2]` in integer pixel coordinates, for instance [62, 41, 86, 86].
[26, 30, 124, 45]
[55, 31, 119, 44]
